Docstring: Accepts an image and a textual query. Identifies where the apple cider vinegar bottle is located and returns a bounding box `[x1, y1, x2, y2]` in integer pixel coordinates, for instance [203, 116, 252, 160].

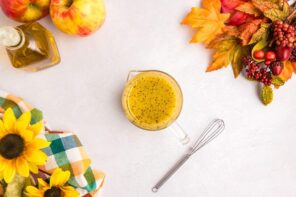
[0, 22, 60, 71]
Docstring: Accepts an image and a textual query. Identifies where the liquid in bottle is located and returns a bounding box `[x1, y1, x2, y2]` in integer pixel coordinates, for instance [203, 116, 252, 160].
[0, 22, 60, 71]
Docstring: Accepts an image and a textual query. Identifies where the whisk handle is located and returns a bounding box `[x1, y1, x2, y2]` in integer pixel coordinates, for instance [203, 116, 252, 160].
[152, 154, 191, 193]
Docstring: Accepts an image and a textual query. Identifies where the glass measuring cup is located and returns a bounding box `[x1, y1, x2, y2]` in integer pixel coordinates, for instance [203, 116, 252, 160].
[122, 70, 190, 145]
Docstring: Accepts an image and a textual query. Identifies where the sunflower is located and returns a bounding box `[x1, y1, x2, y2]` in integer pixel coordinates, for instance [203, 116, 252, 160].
[0, 108, 50, 183]
[25, 168, 79, 197]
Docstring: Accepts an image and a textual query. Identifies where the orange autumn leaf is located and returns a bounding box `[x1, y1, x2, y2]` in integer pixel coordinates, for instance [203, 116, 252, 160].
[235, 2, 262, 16]
[223, 26, 240, 37]
[182, 0, 230, 44]
[279, 61, 296, 81]
[252, 0, 279, 12]
[239, 19, 263, 45]
[206, 35, 248, 77]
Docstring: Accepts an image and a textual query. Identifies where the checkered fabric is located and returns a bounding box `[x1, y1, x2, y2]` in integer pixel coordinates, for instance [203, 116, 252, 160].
[0, 90, 105, 196]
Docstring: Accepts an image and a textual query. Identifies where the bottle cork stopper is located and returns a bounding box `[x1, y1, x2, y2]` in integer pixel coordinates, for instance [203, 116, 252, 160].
[0, 26, 21, 47]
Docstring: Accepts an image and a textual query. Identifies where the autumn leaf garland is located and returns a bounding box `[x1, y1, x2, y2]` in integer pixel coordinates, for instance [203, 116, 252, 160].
[183, 0, 296, 105]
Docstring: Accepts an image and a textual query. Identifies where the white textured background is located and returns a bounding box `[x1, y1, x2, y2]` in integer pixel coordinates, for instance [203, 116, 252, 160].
[1, 0, 296, 196]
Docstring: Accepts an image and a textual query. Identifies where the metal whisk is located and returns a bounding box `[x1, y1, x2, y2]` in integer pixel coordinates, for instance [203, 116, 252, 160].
[152, 119, 225, 193]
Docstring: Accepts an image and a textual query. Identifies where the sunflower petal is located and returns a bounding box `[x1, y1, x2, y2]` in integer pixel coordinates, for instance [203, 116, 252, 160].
[28, 162, 39, 174]
[16, 157, 29, 177]
[61, 186, 80, 197]
[25, 186, 44, 197]
[50, 168, 62, 187]
[58, 170, 70, 186]
[3, 108, 16, 131]
[0, 120, 6, 137]
[0, 157, 8, 171]
[24, 150, 48, 165]
[18, 129, 34, 142]
[37, 178, 49, 189]
[29, 138, 51, 149]
[50, 168, 71, 187]
[3, 163, 16, 183]
[15, 112, 31, 133]
[28, 122, 44, 136]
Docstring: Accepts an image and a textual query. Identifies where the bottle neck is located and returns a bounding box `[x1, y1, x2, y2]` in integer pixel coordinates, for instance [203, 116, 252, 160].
[0, 26, 22, 48]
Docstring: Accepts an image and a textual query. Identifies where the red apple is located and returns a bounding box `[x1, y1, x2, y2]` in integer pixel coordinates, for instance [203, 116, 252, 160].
[50, 0, 106, 36]
[0, 0, 50, 22]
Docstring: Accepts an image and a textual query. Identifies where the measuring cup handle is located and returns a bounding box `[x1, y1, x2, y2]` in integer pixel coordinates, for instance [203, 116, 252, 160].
[127, 70, 142, 81]
[169, 122, 190, 145]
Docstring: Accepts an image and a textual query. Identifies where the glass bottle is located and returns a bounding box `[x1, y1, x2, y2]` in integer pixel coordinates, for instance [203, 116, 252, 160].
[0, 22, 60, 71]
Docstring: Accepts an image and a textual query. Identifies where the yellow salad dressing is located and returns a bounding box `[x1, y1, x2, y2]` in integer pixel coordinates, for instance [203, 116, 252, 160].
[122, 71, 183, 130]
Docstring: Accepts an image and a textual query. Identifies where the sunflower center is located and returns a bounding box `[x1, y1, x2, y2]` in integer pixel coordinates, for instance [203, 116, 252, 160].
[0, 134, 25, 159]
[44, 187, 62, 197]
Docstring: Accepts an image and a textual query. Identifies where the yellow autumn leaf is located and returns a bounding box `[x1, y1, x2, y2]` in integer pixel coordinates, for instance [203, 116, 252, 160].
[206, 35, 248, 77]
[252, 0, 290, 21]
[231, 46, 246, 77]
[182, 0, 230, 44]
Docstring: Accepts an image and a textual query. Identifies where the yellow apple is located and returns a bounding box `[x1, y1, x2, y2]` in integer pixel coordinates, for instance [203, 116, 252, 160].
[50, 0, 105, 36]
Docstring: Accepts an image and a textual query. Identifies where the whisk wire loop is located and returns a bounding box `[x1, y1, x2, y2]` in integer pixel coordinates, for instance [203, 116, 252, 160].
[190, 119, 225, 155]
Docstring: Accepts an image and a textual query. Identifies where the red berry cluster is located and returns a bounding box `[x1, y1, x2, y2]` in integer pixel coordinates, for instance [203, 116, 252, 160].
[253, 49, 284, 76]
[243, 56, 273, 86]
[273, 20, 296, 48]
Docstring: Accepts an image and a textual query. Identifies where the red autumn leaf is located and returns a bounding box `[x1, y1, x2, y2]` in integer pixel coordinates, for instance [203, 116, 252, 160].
[221, 0, 247, 13]
[228, 11, 254, 26]
[221, 0, 256, 26]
